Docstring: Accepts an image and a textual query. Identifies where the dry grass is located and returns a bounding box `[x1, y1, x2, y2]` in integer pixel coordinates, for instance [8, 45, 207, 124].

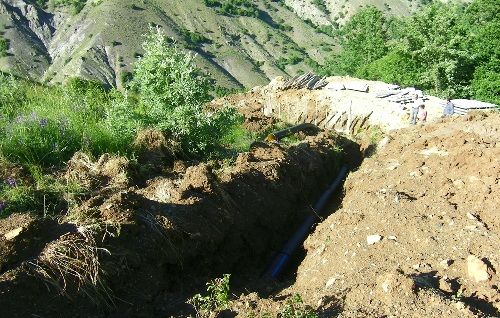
[28, 226, 115, 306]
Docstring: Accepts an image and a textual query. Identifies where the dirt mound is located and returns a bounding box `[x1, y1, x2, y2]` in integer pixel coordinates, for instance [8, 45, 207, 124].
[280, 113, 500, 317]
[0, 131, 345, 317]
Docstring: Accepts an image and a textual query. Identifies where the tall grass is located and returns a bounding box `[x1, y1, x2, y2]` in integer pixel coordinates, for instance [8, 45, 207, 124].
[0, 75, 135, 168]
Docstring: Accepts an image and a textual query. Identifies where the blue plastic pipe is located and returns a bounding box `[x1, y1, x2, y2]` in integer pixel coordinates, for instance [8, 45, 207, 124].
[264, 165, 349, 279]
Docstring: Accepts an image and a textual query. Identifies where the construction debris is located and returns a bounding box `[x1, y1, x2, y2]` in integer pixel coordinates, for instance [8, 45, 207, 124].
[447, 99, 498, 115]
[344, 82, 369, 92]
[282, 72, 328, 90]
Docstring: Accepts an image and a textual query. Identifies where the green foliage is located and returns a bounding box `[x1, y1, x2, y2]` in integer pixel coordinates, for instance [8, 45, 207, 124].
[188, 274, 231, 318]
[276, 51, 305, 71]
[179, 28, 212, 50]
[130, 28, 242, 157]
[312, 0, 329, 14]
[470, 59, 500, 105]
[321, 6, 388, 76]
[0, 37, 8, 57]
[204, 0, 260, 18]
[0, 163, 84, 218]
[52, 0, 87, 14]
[279, 294, 318, 318]
[0, 73, 131, 168]
[320, 0, 500, 104]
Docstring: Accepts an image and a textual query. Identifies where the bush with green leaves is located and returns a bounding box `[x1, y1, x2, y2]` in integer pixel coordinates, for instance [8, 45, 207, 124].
[52, 0, 87, 14]
[130, 27, 242, 157]
[204, 0, 260, 18]
[188, 274, 231, 318]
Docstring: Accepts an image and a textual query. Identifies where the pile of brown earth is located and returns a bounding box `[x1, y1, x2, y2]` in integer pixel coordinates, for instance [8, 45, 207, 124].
[1, 100, 498, 318]
[230, 112, 499, 317]
[0, 129, 351, 317]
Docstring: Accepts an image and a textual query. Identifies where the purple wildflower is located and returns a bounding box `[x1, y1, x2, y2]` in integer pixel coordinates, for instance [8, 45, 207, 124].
[5, 177, 16, 187]
[39, 118, 48, 128]
[0, 201, 6, 212]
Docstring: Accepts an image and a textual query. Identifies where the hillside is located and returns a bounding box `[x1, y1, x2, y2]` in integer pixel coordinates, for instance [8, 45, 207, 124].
[0, 0, 337, 88]
[283, 0, 419, 26]
[1, 74, 498, 316]
[0, 0, 429, 89]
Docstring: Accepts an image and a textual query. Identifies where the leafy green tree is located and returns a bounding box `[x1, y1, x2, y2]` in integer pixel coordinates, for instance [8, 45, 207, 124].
[397, 2, 474, 97]
[463, 0, 500, 102]
[321, 7, 388, 76]
[320, 0, 499, 103]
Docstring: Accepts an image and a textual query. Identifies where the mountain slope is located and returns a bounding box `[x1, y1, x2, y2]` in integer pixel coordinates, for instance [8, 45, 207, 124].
[1, 0, 339, 88]
[283, 0, 422, 26]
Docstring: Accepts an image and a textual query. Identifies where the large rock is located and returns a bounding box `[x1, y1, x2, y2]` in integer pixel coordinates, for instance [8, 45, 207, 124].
[467, 255, 492, 283]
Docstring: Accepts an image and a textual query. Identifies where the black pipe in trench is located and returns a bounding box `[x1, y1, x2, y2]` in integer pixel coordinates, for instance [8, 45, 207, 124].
[264, 165, 349, 279]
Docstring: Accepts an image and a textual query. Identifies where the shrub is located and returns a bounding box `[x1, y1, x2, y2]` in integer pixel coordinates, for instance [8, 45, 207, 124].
[52, 0, 87, 14]
[130, 28, 242, 157]
[280, 294, 318, 318]
[188, 274, 231, 318]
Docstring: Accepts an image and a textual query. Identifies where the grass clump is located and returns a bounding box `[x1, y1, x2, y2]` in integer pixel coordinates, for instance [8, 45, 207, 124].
[0, 74, 130, 168]
[29, 226, 114, 306]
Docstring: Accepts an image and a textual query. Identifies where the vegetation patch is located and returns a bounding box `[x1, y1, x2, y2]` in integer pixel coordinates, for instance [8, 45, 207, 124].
[0, 37, 8, 57]
[204, 0, 260, 18]
[0, 28, 250, 218]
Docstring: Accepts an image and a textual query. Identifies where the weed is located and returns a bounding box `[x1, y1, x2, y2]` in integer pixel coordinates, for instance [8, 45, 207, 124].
[0, 164, 85, 218]
[279, 294, 318, 318]
[188, 274, 231, 318]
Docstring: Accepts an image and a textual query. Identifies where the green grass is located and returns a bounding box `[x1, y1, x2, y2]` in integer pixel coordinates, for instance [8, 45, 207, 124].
[0, 75, 132, 168]
[0, 66, 251, 218]
[0, 161, 85, 218]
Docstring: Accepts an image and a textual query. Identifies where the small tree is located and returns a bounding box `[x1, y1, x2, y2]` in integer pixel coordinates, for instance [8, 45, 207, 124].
[130, 28, 241, 157]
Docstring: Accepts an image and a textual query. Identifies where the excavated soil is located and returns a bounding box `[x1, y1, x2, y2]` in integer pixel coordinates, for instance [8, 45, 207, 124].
[0, 131, 349, 317]
[230, 112, 500, 317]
[1, 93, 498, 317]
